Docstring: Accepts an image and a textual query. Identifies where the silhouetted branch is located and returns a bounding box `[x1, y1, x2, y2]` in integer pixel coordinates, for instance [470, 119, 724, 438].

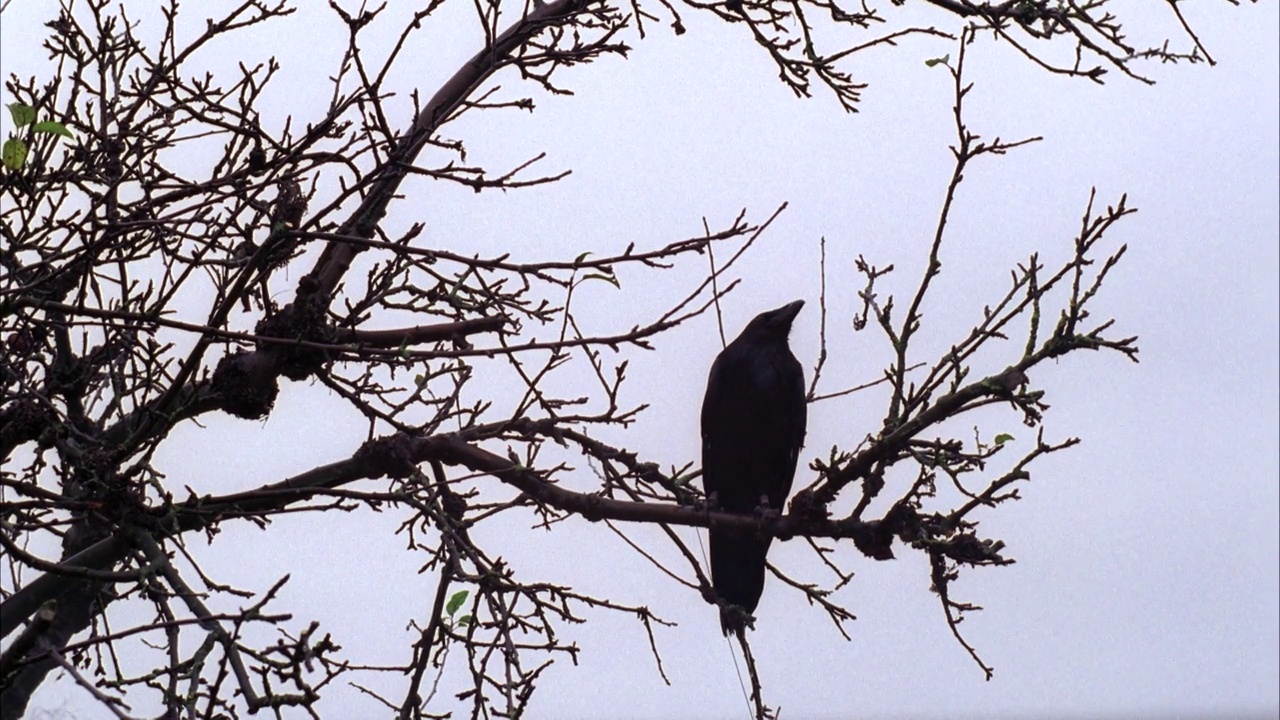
[0, 0, 1205, 713]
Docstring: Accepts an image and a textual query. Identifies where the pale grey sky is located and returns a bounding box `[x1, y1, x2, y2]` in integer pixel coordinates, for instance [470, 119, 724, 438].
[2, 1, 1276, 718]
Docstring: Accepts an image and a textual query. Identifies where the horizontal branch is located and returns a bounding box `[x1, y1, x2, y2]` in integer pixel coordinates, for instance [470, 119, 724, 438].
[340, 317, 510, 347]
[0, 419, 1009, 636]
[174, 431, 895, 544]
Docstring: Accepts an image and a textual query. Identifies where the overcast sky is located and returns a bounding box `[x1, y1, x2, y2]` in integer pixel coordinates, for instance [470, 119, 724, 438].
[2, 1, 1277, 718]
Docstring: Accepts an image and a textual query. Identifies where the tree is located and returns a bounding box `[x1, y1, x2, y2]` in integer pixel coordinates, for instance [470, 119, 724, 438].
[0, 1, 1253, 718]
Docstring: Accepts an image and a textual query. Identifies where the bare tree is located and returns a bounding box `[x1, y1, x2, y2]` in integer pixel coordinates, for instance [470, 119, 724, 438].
[0, 0, 1227, 718]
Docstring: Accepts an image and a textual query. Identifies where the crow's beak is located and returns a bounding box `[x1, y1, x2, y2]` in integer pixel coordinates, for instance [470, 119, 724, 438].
[774, 299, 804, 324]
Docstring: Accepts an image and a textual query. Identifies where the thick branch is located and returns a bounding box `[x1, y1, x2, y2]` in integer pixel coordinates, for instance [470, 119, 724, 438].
[305, 0, 590, 297]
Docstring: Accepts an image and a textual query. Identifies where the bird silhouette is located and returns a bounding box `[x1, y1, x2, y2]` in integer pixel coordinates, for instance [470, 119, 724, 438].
[700, 300, 806, 637]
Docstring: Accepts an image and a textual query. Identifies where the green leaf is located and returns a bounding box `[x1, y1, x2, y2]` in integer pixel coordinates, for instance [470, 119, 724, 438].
[31, 121, 72, 137]
[3, 138, 28, 170]
[7, 102, 35, 127]
[574, 251, 592, 264]
[456, 614, 473, 627]
[993, 433, 1014, 445]
[924, 54, 950, 68]
[581, 272, 620, 288]
[446, 589, 469, 617]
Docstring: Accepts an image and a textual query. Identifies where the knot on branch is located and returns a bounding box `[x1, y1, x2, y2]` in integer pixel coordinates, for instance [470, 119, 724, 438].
[937, 535, 1010, 565]
[438, 482, 468, 524]
[211, 350, 279, 419]
[580, 493, 605, 522]
[849, 518, 897, 561]
[901, 511, 1012, 566]
[846, 501, 923, 561]
[0, 398, 46, 450]
[983, 365, 1030, 398]
[69, 446, 119, 496]
[354, 434, 419, 480]
[269, 177, 308, 231]
[256, 297, 336, 381]
[788, 487, 831, 523]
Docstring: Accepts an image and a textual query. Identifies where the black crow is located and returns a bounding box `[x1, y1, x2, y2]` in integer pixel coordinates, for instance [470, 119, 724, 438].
[701, 300, 806, 637]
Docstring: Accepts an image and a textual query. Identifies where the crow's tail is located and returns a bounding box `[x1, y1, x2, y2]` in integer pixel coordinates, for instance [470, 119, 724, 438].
[709, 527, 772, 637]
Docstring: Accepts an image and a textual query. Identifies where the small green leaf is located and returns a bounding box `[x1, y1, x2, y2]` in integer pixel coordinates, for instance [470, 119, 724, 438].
[456, 614, 473, 627]
[446, 589, 469, 617]
[994, 433, 1014, 445]
[32, 121, 72, 137]
[581, 272, 620, 288]
[574, 251, 592, 264]
[924, 54, 950, 68]
[3, 138, 28, 170]
[7, 102, 35, 127]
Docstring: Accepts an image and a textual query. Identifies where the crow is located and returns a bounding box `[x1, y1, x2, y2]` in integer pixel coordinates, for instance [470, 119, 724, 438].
[700, 299, 806, 637]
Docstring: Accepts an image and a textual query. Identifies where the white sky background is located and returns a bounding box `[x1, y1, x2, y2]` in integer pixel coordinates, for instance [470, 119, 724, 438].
[1, 0, 1277, 718]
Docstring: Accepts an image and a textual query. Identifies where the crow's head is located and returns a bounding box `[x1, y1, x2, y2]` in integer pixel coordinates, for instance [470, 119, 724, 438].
[740, 299, 804, 343]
